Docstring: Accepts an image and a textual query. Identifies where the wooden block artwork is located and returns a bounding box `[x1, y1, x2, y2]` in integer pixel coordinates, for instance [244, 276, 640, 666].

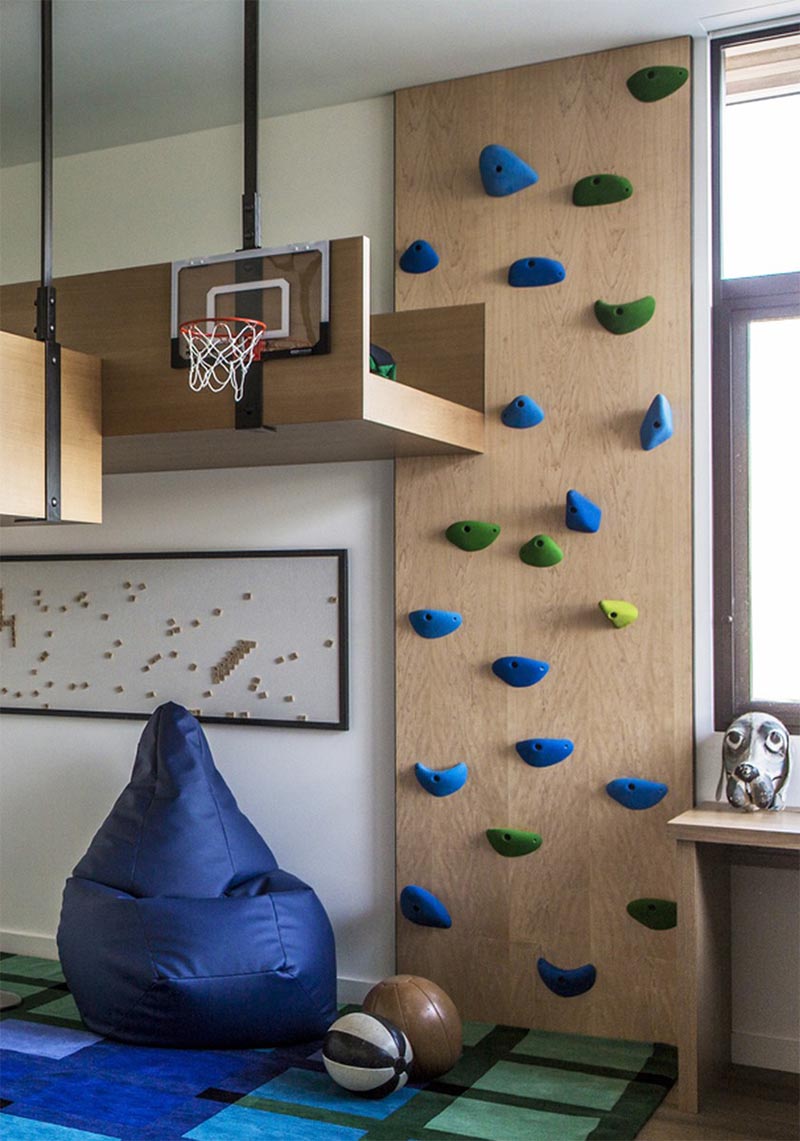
[0, 551, 348, 728]
[394, 38, 693, 1045]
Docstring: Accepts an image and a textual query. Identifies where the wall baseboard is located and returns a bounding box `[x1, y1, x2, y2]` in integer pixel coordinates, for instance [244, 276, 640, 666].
[0, 929, 58, 959]
[336, 976, 375, 1005]
[732, 1030, 800, 1074]
[1, 930, 377, 1008]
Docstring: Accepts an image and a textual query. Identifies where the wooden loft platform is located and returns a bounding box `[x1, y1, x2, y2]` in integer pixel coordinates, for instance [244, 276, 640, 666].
[0, 237, 485, 474]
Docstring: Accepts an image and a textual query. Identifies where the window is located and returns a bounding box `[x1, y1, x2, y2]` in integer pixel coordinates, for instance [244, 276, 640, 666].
[712, 26, 800, 733]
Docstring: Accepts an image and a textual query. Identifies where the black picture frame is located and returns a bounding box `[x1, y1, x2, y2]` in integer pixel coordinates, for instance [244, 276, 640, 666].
[0, 549, 349, 730]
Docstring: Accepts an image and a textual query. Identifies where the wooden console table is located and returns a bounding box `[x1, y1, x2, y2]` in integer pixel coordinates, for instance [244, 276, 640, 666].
[668, 803, 800, 1112]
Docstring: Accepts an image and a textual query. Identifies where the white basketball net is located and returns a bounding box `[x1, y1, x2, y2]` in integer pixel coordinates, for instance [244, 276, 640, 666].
[181, 318, 266, 402]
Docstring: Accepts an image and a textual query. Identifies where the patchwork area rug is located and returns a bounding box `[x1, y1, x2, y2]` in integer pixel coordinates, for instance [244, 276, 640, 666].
[1, 954, 676, 1140]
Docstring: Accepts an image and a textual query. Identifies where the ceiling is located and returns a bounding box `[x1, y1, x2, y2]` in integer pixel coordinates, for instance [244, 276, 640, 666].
[1, 0, 797, 167]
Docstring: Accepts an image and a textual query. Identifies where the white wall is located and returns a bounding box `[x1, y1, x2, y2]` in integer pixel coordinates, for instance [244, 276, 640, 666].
[0, 95, 396, 999]
[0, 96, 395, 312]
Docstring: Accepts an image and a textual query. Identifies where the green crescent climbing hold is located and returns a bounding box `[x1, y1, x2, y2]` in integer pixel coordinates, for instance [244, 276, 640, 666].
[519, 534, 563, 567]
[627, 65, 689, 103]
[599, 599, 639, 628]
[627, 898, 677, 930]
[594, 296, 655, 335]
[486, 828, 543, 857]
[573, 174, 633, 207]
[445, 520, 501, 551]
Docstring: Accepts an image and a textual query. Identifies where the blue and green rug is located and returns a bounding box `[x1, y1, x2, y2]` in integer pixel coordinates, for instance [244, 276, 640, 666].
[1, 954, 676, 1140]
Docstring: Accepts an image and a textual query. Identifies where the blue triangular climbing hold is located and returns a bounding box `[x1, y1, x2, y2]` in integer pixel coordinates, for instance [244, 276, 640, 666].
[565, 489, 601, 533]
[606, 777, 668, 810]
[408, 609, 462, 639]
[479, 144, 538, 197]
[400, 885, 452, 928]
[399, 239, 440, 274]
[501, 394, 544, 429]
[640, 393, 673, 450]
[508, 257, 566, 288]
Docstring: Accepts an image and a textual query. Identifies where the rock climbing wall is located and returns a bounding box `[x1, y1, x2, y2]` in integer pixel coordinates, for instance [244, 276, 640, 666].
[394, 38, 692, 1044]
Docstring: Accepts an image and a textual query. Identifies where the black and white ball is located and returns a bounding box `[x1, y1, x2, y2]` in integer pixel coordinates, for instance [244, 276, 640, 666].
[322, 1011, 414, 1098]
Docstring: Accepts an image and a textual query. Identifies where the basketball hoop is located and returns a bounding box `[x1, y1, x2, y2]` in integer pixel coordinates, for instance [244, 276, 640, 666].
[179, 317, 267, 402]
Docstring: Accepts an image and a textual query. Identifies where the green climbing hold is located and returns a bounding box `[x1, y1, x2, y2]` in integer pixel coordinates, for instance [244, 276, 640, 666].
[573, 174, 633, 207]
[599, 599, 639, 628]
[445, 520, 501, 552]
[627, 65, 689, 103]
[627, 898, 677, 930]
[594, 296, 655, 335]
[486, 828, 543, 857]
[519, 534, 563, 567]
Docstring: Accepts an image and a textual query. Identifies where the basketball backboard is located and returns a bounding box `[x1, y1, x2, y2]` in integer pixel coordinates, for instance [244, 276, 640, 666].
[170, 240, 330, 369]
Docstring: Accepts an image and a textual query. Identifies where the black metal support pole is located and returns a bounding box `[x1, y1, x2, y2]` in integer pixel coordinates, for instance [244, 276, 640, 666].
[242, 0, 261, 250]
[36, 0, 61, 521]
[237, 0, 265, 429]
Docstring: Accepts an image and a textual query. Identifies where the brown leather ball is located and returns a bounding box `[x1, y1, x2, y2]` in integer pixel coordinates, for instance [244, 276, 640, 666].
[363, 974, 462, 1080]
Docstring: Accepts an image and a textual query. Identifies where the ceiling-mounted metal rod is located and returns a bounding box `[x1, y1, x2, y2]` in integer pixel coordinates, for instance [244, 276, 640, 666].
[242, 0, 262, 250]
[35, 0, 61, 522]
[236, 0, 266, 430]
[36, 0, 56, 338]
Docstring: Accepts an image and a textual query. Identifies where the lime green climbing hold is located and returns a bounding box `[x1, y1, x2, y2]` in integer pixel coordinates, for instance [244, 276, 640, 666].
[445, 520, 501, 552]
[594, 296, 655, 335]
[573, 174, 633, 207]
[519, 534, 563, 567]
[627, 898, 677, 930]
[599, 599, 639, 628]
[486, 828, 543, 857]
[627, 65, 689, 103]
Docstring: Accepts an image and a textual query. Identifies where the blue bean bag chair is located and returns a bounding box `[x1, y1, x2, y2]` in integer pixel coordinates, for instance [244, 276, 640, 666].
[57, 702, 337, 1047]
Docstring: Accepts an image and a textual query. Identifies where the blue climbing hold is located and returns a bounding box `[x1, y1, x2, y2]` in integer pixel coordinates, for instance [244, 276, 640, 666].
[400, 885, 452, 929]
[508, 257, 566, 288]
[479, 144, 538, 197]
[516, 738, 574, 767]
[399, 239, 440, 274]
[414, 761, 469, 798]
[640, 393, 674, 451]
[501, 394, 544, 429]
[606, 777, 669, 810]
[565, 489, 602, 533]
[408, 609, 462, 639]
[537, 957, 597, 998]
[492, 657, 549, 688]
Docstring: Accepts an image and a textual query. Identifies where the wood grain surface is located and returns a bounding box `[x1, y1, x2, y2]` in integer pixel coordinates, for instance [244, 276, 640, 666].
[0, 334, 102, 523]
[0, 333, 45, 519]
[394, 37, 693, 1044]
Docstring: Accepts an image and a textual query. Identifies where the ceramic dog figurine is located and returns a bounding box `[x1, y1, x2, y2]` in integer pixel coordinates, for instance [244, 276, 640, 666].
[716, 712, 792, 812]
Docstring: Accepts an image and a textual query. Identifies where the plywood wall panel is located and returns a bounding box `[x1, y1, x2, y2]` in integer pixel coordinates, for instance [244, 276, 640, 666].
[395, 38, 692, 1043]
